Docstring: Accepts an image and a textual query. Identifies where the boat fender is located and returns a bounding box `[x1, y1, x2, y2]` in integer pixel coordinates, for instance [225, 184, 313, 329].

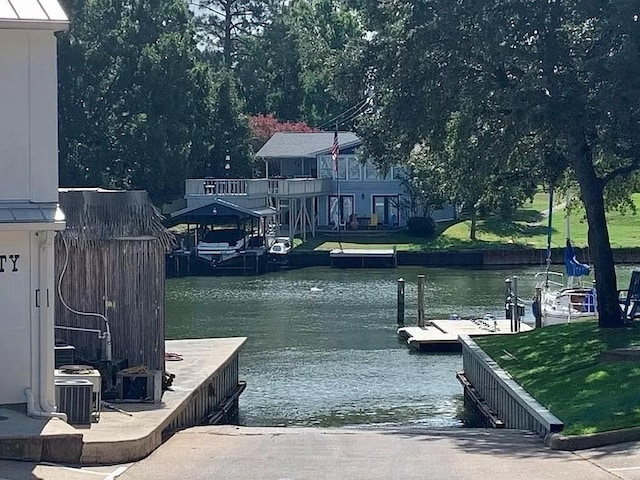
[531, 299, 539, 318]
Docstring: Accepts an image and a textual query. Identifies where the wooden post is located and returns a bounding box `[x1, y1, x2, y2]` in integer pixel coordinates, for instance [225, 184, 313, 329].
[417, 274, 425, 328]
[504, 277, 512, 320]
[397, 278, 405, 326]
[534, 287, 542, 329]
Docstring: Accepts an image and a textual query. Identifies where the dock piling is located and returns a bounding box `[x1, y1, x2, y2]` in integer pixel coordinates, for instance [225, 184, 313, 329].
[417, 274, 425, 327]
[397, 278, 405, 326]
[534, 287, 542, 328]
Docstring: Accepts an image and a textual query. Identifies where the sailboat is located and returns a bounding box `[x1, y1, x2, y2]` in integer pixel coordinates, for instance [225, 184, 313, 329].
[533, 190, 598, 326]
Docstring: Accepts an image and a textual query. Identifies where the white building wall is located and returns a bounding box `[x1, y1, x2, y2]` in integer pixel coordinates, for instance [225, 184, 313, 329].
[0, 30, 59, 203]
[0, 231, 31, 404]
[0, 30, 30, 201]
[0, 7, 67, 410]
[29, 31, 59, 204]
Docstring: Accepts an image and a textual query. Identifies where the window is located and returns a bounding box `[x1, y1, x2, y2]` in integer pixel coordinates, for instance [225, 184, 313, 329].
[373, 195, 399, 226]
[364, 161, 380, 180]
[329, 195, 354, 226]
[346, 155, 361, 180]
[318, 155, 333, 179]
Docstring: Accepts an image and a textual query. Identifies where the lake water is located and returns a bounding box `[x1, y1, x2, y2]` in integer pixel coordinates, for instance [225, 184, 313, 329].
[165, 265, 638, 428]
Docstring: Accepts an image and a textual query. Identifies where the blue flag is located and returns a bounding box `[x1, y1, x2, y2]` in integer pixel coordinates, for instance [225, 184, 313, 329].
[564, 239, 590, 277]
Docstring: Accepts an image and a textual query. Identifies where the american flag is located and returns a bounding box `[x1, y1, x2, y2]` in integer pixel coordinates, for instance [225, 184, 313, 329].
[331, 128, 339, 172]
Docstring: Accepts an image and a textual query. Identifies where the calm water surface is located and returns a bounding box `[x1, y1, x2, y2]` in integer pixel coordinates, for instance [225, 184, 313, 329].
[165, 265, 638, 428]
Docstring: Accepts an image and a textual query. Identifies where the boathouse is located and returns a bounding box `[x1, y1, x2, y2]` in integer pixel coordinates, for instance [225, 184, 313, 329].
[166, 198, 275, 276]
[0, 1, 68, 412]
[55, 189, 175, 391]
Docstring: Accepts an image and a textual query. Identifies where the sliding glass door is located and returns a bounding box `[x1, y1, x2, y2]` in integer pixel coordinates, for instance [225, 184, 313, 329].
[329, 195, 354, 226]
[373, 195, 399, 226]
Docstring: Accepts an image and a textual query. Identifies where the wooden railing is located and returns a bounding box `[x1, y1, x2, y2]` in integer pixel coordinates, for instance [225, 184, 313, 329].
[459, 335, 564, 436]
[185, 178, 332, 198]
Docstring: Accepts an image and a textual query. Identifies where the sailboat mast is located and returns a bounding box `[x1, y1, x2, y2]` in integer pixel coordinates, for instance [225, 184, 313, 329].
[565, 191, 571, 243]
[545, 185, 554, 287]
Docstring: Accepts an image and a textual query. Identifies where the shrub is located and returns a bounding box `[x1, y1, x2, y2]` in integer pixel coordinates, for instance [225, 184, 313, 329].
[407, 216, 436, 237]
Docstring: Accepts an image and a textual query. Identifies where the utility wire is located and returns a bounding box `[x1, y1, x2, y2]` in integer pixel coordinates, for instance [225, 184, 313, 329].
[335, 97, 373, 127]
[315, 97, 370, 130]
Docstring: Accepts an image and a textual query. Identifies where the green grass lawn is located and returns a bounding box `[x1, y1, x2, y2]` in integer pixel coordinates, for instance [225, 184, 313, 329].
[475, 322, 640, 435]
[296, 192, 640, 251]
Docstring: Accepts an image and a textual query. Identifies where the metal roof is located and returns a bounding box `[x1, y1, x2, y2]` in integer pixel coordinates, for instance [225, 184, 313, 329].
[0, 202, 64, 224]
[0, 0, 69, 30]
[167, 198, 276, 227]
[255, 132, 361, 159]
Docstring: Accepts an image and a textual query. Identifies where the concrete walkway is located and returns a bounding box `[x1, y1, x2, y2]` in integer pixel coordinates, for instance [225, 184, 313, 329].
[0, 338, 245, 465]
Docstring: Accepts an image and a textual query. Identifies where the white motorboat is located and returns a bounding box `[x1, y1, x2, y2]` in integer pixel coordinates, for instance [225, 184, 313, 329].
[196, 228, 250, 263]
[268, 237, 292, 255]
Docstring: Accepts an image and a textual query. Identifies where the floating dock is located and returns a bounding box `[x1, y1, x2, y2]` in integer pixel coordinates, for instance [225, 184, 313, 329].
[398, 319, 532, 352]
[330, 248, 397, 268]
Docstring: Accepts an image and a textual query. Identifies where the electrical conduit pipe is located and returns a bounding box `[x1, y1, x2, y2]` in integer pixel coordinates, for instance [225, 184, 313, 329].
[25, 231, 66, 422]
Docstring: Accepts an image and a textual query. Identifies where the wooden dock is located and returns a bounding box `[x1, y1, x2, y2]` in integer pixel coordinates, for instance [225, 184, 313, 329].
[330, 248, 397, 268]
[397, 319, 532, 352]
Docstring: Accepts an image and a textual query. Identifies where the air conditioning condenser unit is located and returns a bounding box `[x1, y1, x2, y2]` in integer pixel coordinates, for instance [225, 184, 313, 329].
[55, 379, 92, 425]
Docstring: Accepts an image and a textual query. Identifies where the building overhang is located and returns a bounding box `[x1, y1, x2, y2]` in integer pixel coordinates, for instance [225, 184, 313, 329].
[0, 203, 65, 231]
[0, 0, 69, 32]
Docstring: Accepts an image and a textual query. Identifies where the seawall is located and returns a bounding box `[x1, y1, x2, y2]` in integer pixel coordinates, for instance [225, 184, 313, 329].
[288, 247, 640, 269]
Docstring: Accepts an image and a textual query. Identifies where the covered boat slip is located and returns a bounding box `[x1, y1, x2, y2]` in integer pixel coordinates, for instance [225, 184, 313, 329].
[165, 198, 277, 275]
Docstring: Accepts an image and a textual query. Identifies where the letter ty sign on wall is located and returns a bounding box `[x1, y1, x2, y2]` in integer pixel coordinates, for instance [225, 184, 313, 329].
[0, 254, 19, 272]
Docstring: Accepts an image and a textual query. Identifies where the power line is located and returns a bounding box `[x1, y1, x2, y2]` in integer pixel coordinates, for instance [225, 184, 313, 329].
[316, 86, 376, 131]
[315, 97, 370, 130]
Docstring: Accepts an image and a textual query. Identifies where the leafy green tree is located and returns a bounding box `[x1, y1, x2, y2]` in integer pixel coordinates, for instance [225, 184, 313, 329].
[351, 0, 640, 327]
[236, 10, 305, 121]
[190, 0, 279, 68]
[209, 72, 253, 178]
[236, 0, 365, 127]
[57, 0, 225, 205]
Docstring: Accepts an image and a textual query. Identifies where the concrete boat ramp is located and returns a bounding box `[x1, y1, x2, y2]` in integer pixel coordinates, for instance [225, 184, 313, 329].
[398, 319, 532, 352]
[0, 338, 246, 465]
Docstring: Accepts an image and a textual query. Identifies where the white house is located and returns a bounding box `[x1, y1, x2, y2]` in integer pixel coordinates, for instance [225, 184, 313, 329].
[0, 0, 68, 416]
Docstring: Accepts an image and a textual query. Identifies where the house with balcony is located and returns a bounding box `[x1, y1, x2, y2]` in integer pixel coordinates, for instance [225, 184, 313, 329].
[257, 131, 410, 232]
[178, 132, 457, 237]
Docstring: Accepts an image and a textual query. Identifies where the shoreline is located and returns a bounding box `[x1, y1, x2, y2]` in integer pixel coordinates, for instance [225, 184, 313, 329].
[288, 247, 640, 269]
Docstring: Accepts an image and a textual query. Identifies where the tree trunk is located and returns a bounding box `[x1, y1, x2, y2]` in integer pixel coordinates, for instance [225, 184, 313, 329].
[572, 143, 623, 328]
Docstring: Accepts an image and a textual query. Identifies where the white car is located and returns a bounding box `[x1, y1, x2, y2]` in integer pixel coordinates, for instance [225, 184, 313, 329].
[269, 238, 292, 255]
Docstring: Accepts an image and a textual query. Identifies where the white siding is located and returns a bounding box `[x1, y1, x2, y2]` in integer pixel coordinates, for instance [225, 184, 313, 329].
[0, 30, 30, 201]
[29, 31, 58, 203]
[0, 30, 59, 203]
[0, 231, 31, 404]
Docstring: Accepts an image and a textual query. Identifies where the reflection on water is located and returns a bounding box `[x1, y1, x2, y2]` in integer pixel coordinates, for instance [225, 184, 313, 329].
[165, 265, 638, 428]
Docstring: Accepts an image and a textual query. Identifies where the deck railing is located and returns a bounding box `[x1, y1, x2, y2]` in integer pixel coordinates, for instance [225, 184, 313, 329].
[185, 178, 332, 198]
[460, 335, 564, 436]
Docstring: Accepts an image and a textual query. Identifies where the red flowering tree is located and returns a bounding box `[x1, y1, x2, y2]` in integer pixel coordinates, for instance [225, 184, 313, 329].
[249, 114, 316, 153]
